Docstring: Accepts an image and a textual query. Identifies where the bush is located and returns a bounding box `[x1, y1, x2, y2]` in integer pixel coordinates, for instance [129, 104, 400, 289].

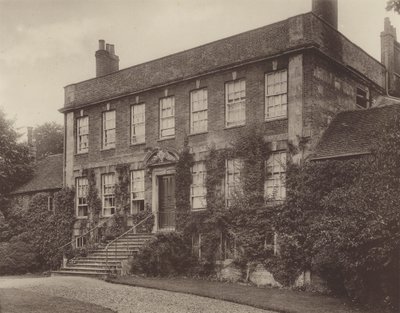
[131, 232, 195, 276]
[0, 234, 40, 275]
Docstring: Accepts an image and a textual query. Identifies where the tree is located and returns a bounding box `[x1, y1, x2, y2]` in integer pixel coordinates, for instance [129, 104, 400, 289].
[33, 122, 63, 159]
[0, 109, 33, 198]
[387, 0, 400, 14]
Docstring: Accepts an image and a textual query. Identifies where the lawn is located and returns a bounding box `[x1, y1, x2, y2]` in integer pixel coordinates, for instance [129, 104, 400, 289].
[0, 288, 115, 313]
[108, 276, 382, 313]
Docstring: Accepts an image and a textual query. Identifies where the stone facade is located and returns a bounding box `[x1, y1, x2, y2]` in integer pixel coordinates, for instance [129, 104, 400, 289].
[62, 2, 389, 243]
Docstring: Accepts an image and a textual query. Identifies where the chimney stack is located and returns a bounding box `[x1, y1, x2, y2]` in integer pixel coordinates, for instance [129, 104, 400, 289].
[95, 39, 120, 77]
[312, 0, 338, 30]
[27, 127, 37, 161]
[381, 18, 400, 97]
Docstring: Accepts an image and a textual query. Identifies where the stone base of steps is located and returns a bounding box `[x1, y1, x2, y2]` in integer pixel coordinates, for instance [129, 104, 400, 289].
[51, 270, 109, 279]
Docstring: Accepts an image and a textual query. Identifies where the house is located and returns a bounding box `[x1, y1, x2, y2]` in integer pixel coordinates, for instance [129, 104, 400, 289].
[60, 0, 399, 246]
[311, 96, 400, 161]
[9, 153, 63, 212]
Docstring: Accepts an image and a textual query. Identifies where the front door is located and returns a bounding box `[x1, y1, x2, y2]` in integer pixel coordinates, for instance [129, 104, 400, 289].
[158, 175, 176, 229]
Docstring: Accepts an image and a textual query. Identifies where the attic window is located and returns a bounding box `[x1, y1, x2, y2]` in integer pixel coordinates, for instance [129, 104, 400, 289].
[356, 88, 368, 108]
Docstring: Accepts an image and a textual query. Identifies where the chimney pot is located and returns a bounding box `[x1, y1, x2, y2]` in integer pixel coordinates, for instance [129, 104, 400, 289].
[109, 44, 115, 55]
[99, 39, 105, 50]
[106, 43, 110, 52]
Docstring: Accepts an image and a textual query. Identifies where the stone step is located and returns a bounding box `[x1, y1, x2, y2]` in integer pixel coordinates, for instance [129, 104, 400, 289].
[67, 262, 121, 269]
[61, 266, 110, 273]
[51, 270, 109, 279]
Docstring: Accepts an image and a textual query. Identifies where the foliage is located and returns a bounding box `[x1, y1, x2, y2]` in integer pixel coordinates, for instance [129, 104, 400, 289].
[175, 138, 194, 231]
[0, 109, 33, 200]
[0, 233, 40, 275]
[275, 113, 400, 310]
[33, 122, 63, 160]
[131, 232, 195, 276]
[387, 0, 400, 13]
[131, 206, 154, 233]
[86, 168, 102, 229]
[26, 188, 76, 269]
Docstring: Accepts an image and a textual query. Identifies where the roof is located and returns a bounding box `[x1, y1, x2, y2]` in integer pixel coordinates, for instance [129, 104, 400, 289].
[11, 154, 63, 195]
[311, 98, 400, 160]
[62, 12, 385, 111]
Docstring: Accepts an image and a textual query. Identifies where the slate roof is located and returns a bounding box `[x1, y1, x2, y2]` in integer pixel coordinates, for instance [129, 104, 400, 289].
[11, 154, 63, 195]
[311, 98, 400, 160]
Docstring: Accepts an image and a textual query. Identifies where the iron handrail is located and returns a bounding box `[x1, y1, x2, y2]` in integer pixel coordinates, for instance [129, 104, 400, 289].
[58, 214, 115, 251]
[105, 213, 154, 270]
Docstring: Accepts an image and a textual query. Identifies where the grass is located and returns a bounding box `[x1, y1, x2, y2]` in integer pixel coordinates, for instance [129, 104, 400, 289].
[0, 288, 115, 313]
[108, 275, 382, 313]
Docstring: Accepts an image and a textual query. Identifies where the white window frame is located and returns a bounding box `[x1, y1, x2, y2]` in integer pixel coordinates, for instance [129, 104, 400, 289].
[265, 151, 287, 201]
[225, 159, 243, 207]
[225, 79, 246, 127]
[190, 89, 208, 134]
[130, 170, 145, 214]
[159, 96, 175, 138]
[131, 103, 145, 144]
[265, 69, 288, 120]
[76, 236, 87, 248]
[102, 110, 116, 149]
[102, 173, 115, 216]
[76, 177, 88, 218]
[191, 162, 206, 211]
[76, 116, 89, 154]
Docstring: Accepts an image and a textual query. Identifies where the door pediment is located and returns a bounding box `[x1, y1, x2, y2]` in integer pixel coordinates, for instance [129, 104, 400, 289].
[144, 148, 179, 167]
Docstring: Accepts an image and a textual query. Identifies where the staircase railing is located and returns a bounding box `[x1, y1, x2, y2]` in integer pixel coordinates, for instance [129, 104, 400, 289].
[58, 214, 115, 267]
[105, 213, 154, 271]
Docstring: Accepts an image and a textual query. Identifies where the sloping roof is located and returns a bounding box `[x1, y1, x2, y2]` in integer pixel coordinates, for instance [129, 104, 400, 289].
[11, 154, 63, 194]
[62, 12, 385, 111]
[311, 98, 400, 160]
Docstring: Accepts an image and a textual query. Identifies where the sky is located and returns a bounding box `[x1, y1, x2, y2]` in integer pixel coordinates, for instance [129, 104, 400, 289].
[0, 0, 399, 133]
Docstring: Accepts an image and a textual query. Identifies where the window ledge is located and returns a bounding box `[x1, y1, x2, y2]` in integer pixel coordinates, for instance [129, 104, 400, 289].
[157, 136, 175, 142]
[76, 216, 89, 220]
[265, 117, 287, 122]
[130, 142, 146, 147]
[191, 208, 207, 213]
[75, 152, 88, 156]
[101, 147, 115, 152]
[224, 124, 245, 130]
[188, 131, 208, 137]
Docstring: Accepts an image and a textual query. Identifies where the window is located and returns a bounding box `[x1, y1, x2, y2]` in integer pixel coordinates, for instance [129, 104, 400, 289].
[76, 236, 86, 248]
[102, 110, 116, 149]
[47, 196, 54, 212]
[191, 162, 206, 210]
[265, 70, 288, 120]
[131, 170, 145, 214]
[160, 97, 175, 138]
[356, 87, 369, 108]
[225, 79, 246, 127]
[76, 116, 89, 153]
[76, 177, 88, 217]
[225, 159, 243, 207]
[265, 152, 286, 200]
[131, 104, 145, 144]
[102, 173, 115, 216]
[192, 233, 202, 259]
[190, 89, 208, 134]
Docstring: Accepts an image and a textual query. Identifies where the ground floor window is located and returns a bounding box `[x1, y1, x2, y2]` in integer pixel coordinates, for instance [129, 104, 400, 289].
[265, 151, 286, 201]
[102, 173, 115, 216]
[131, 170, 145, 214]
[76, 177, 88, 217]
[192, 233, 202, 259]
[76, 236, 86, 248]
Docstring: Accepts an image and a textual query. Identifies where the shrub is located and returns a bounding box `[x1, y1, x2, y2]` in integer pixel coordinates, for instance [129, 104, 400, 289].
[131, 232, 194, 276]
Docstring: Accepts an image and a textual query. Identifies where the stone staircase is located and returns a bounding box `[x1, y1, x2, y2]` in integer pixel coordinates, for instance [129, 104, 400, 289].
[52, 233, 154, 278]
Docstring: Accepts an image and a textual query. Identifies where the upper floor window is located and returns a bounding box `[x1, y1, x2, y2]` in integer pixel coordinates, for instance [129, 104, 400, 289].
[191, 162, 206, 210]
[131, 104, 145, 144]
[160, 96, 175, 138]
[76, 177, 88, 217]
[102, 173, 115, 216]
[225, 79, 246, 127]
[356, 87, 369, 108]
[102, 110, 116, 149]
[190, 89, 208, 134]
[131, 170, 145, 214]
[225, 159, 243, 207]
[265, 151, 286, 201]
[265, 70, 287, 120]
[76, 116, 89, 153]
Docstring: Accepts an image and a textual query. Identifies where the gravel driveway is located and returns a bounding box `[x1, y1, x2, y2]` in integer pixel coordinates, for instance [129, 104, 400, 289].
[0, 276, 274, 313]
